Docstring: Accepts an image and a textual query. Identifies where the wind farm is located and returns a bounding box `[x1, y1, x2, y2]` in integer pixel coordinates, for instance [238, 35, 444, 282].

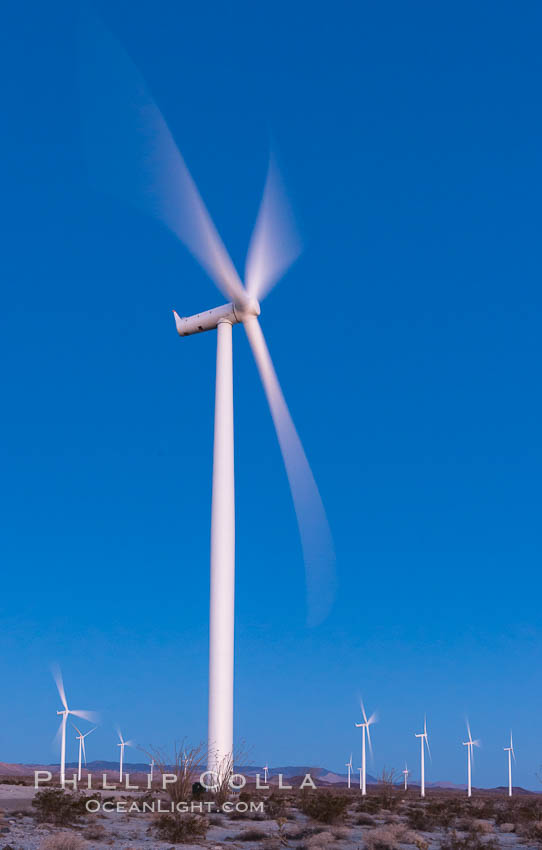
[0, 672, 537, 849]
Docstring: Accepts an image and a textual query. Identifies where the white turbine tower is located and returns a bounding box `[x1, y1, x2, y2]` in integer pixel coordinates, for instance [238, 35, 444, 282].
[263, 764, 269, 784]
[345, 753, 353, 789]
[52, 666, 97, 787]
[72, 724, 96, 782]
[117, 730, 134, 782]
[504, 731, 515, 797]
[415, 716, 430, 798]
[402, 762, 410, 791]
[355, 701, 376, 796]
[149, 758, 155, 783]
[80, 16, 335, 777]
[463, 720, 480, 798]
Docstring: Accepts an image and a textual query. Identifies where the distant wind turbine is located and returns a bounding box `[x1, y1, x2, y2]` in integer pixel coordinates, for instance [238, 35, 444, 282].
[52, 666, 97, 787]
[402, 762, 410, 791]
[72, 724, 96, 782]
[345, 753, 353, 789]
[355, 701, 376, 795]
[415, 716, 431, 798]
[149, 758, 155, 783]
[357, 767, 363, 790]
[504, 731, 515, 797]
[463, 720, 480, 798]
[117, 730, 135, 782]
[263, 764, 269, 784]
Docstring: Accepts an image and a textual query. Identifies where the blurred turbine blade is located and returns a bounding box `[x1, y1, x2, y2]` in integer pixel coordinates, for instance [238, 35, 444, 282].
[81, 736, 87, 765]
[368, 712, 377, 726]
[361, 700, 368, 725]
[85, 727, 97, 738]
[71, 723, 83, 737]
[53, 718, 64, 749]
[242, 316, 336, 626]
[426, 734, 432, 762]
[245, 155, 302, 302]
[467, 719, 472, 743]
[79, 8, 245, 305]
[366, 723, 373, 758]
[52, 664, 68, 711]
[424, 715, 427, 736]
[71, 709, 99, 723]
[125, 739, 135, 747]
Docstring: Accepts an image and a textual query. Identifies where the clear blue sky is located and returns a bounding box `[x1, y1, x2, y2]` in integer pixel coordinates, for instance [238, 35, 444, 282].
[1, 1, 542, 789]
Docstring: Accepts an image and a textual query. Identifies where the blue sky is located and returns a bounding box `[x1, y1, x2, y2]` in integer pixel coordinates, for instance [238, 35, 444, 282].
[1, 0, 542, 789]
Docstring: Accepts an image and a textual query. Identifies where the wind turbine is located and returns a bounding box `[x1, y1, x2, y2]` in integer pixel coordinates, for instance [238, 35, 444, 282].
[80, 15, 335, 777]
[415, 716, 430, 798]
[504, 731, 515, 797]
[52, 666, 97, 786]
[355, 701, 376, 795]
[345, 753, 353, 789]
[149, 758, 155, 783]
[402, 762, 410, 791]
[172, 167, 336, 775]
[263, 764, 269, 784]
[462, 720, 480, 798]
[72, 724, 96, 782]
[117, 730, 134, 782]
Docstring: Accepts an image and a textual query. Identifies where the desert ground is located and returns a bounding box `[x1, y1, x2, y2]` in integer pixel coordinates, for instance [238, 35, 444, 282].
[2, 778, 542, 850]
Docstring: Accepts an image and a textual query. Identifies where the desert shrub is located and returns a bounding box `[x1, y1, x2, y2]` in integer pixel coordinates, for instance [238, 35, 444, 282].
[522, 820, 542, 841]
[305, 831, 334, 848]
[357, 812, 376, 825]
[299, 790, 349, 824]
[440, 829, 499, 850]
[331, 826, 350, 839]
[378, 768, 400, 810]
[262, 840, 282, 850]
[235, 827, 268, 841]
[82, 821, 106, 840]
[32, 789, 90, 826]
[154, 812, 208, 842]
[407, 806, 433, 831]
[470, 818, 493, 834]
[364, 826, 396, 849]
[425, 799, 462, 828]
[493, 804, 515, 826]
[40, 834, 87, 850]
[365, 824, 427, 850]
[146, 741, 206, 806]
[287, 825, 328, 840]
[500, 798, 542, 826]
[357, 796, 382, 814]
[470, 799, 496, 820]
[266, 792, 287, 819]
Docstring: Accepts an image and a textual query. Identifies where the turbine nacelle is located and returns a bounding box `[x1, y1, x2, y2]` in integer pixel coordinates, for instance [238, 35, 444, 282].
[173, 298, 261, 337]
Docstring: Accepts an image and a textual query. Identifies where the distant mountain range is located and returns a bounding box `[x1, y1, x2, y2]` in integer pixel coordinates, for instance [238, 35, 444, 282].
[0, 761, 535, 793]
